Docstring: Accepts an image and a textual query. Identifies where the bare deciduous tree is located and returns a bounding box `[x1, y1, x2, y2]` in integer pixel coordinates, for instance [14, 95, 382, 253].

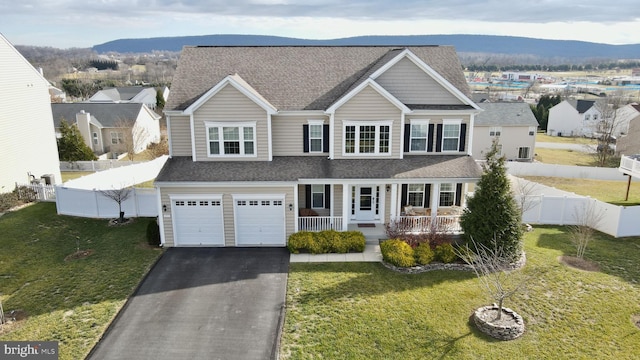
[99, 187, 132, 223]
[569, 200, 605, 259]
[455, 238, 528, 320]
[593, 95, 626, 167]
[113, 118, 151, 160]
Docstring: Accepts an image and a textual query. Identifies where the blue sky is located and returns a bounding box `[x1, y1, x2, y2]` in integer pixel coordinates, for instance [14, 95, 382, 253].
[1, 0, 639, 48]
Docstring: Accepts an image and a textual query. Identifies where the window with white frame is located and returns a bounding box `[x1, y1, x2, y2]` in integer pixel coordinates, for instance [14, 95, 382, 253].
[528, 126, 536, 136]
[489, 126, 502, 137]
[407, 184, 425, 207]
[311, 184, 324, 208]
[93, 132, 99, 145]
[442, 121, 460, 151]
[343, 121, 392, 155]
[439, 183, 455, 207]
[206, 122, 256, 157]
[410, 121, 429, 151]
[308, 120, 323, 152]
[110, 132, 123, 145]
[518, 146, 530, 159]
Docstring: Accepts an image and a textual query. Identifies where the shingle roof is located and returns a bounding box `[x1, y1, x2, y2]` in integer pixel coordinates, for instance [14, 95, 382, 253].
[51, 103, 143, 128]
[155, 155, 482, 183]
[475, 102, 539, 127]
[166, 46, 470, 111]
[567, 99, 595, 114]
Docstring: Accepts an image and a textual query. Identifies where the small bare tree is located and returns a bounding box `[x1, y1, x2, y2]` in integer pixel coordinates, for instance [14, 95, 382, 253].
[113, 118, 151, 160]
[456, 238, 527, 320]
[99, 187, 132, 223]
[593, 95, 626, 167]
[569, 200, 605, 259]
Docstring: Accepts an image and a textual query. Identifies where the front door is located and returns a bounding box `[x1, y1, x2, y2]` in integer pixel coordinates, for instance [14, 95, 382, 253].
[355, 186, 377, 221]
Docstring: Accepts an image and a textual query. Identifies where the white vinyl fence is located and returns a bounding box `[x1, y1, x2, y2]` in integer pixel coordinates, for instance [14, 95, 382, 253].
[55, 186, 158, 218]
[60, 160, 145, 171]
[15, 183, 57, 202]
[506, 162, 635, 181]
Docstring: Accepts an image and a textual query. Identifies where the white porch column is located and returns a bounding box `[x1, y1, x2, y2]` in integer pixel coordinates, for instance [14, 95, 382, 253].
[293, 184, 299, 232]
[330, 184, 334, 218]
[342, 183, 350, 231]
[389, 183, 398, 219]
[430, 183, 439, 219]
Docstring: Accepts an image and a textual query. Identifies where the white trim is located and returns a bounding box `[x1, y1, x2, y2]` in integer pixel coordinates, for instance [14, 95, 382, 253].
[342, 184, 350, 230]
[232, 193, 286, 247]
[190, 113, 196, 161]
[441, 119, 462, 153]
[293, 184, 299, 232]
[408, 119, 430, 153]
[329, 113, 335, 159]
[369, 49, 481, 111]
[326, 79, 410, 114]
[169, 194, 224, 247]
[156, 188, 165, 246]
[183, 74, 277, 115]
[267, 113, 273, 161]
[204, 121, 258, 158]
[468, 113, 476, 156]
[310, 184, 325, 209]
[341, 120, 394, 156]
[166, 115, 174, 157]
[307, 119, 325, 153]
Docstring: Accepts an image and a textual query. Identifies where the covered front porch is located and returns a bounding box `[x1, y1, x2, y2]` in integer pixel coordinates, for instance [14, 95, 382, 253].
[296, 182, 467, 235]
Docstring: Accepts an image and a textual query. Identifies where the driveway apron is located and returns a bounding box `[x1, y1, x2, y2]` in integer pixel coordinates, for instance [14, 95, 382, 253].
[87, 247, 290, 360]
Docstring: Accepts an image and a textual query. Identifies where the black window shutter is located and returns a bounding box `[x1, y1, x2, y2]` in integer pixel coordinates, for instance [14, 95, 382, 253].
[323, 124, 330, 153]
[404, 124, 411, 152]
[459, 123, 467, 152]
[455, 183, 463, 206]
[324, 184, 331, 209]
[425, 184, 431, 208]
[436, 124, 443, 152]
[303, 125, 309, 153]
[305, 185, 311, 208]
[401, 184, 408, 207]
[427, 124, 434, 152]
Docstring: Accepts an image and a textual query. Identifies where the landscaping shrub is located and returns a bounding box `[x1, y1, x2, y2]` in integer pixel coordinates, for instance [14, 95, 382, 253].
[287, 230, 365, 254]
[414, 242, 435, 265]
[146, 219, 161, 247]
[434, 243, 457, 263]
[0, 191, 20, 213]
[380, 239, 416, 267]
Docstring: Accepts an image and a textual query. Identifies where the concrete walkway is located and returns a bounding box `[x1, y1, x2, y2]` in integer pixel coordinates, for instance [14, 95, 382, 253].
[290, 244, 382, 263]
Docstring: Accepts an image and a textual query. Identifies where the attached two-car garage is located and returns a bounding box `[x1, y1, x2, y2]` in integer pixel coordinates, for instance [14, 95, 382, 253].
[171, 195, 286, 247]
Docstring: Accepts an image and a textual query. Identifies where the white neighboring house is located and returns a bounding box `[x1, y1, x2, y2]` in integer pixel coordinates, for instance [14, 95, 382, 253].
[88, 86, 168, 110]
[52, 103, 161, 157]
[547, 99, 603, 137]
[472, 102, 538, 161]
[0, 34, 61, 193]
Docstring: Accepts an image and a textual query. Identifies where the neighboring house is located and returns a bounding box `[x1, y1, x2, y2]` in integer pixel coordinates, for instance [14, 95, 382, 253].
[0, 34, 61, 192]
[614, 104, 640, 155]
[155, 46, 483, 247]
[547, 99, 603, 137]
[88, 86, 168, 110]
[472, 102, 538, 161]
[51, 103, 161, 156]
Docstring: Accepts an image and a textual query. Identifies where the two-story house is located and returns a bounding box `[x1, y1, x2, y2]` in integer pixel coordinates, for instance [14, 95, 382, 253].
[0, 34, 61, 192]
[547, 99, 603, 137]
[155, 46, 483, 247]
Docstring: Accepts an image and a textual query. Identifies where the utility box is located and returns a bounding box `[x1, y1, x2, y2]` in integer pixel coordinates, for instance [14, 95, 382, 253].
[41, 174, 55, 185]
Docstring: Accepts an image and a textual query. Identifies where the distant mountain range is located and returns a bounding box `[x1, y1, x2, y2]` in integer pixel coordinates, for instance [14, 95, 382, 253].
[93, 34, 640, 60]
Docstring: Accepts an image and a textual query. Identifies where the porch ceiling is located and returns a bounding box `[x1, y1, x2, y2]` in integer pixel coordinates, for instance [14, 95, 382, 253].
[156, 155, 482, 183]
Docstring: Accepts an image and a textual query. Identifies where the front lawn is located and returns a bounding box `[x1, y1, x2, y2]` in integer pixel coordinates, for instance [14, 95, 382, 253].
[281, 226, 640, 359]
[0, 203, 162, 360]
[536, 133, 596, 145]
[523, 176, 640, 206]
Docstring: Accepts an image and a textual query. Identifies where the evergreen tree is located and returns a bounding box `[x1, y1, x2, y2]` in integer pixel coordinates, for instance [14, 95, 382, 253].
[460, 139, 523, 261]
[57, 119, 97, 161]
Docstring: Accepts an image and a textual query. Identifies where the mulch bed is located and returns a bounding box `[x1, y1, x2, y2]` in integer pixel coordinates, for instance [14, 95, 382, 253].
[558, 255, 600, 272]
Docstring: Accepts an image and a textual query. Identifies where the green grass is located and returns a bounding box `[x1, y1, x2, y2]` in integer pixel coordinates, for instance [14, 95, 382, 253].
[536, 133, 596, 145]
[60, 171, 95, 182]
[281, 226, 640, 359]
[523, 176, 640, 206]
[0, 203, 162, 360]
[534, 148, 597, 166]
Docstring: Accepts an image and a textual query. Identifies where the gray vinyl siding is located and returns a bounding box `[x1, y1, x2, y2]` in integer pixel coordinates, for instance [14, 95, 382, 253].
[192, 85, 269, 161]
[168, 115, 192, 156]
[159, 185, 295, 247]
[0, 36, 61, 192]
[334, 86, 403, 159]
[376, 57, 463, 105]
[272, 115, 328, 156]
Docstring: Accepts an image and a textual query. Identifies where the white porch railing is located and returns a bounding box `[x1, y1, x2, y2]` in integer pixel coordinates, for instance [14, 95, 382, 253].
[395, 215, 462, 233]
[619, 155, 640, 176]
[15, 183, 56, 202]
[298, 216, 343, 232]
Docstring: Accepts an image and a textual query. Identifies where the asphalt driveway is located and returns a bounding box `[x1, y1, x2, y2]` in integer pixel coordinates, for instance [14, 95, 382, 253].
[88, 247, 290, 360]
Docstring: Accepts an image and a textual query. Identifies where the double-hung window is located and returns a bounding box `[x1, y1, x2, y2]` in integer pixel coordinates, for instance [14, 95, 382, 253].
[439, 183, 455, 207]
[110, 132, 123, 145]
[528, 126, 536, 136]
[518, 146, 530, 159]
[308, 120, 324, 153]
[410, 121, 429, 152]
[343, 120, 392, 155]
[311, 185, 325, 208]
[206, 121, 256, 157]
[489, 126, 502, 137]
[408, 184, 425, 207]
[442, 121, 461, 152]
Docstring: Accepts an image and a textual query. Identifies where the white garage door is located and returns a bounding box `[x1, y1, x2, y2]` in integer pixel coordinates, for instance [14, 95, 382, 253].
[234, 198, 285, 246]
[173, 199, 224, 246]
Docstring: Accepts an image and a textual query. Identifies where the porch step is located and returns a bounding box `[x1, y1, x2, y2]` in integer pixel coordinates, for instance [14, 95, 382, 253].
[365, 234, 388, 245]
